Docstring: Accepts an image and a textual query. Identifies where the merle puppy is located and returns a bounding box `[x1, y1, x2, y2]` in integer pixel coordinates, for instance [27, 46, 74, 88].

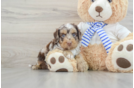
[30, 23, 88, 72]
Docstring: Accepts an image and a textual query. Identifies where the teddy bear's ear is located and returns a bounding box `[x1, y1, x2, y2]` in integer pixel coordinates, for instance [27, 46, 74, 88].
[77, 0, 94, 22]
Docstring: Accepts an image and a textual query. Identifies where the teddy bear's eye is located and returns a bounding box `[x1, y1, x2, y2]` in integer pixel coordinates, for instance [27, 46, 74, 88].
[91, 0, 95, 2]
[108, 0, 112, 3]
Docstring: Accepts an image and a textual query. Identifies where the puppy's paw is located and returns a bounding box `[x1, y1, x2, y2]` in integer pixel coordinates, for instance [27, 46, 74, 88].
[63, 51, 74, 59]
[111, 40, 133, 72]
[77, 60, 88, 72]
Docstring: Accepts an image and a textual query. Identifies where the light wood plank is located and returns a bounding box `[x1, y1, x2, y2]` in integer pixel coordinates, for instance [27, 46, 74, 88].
[2, 0, 133, 33]
[2, 0, 81, 33]
[1, 33, 54, 68]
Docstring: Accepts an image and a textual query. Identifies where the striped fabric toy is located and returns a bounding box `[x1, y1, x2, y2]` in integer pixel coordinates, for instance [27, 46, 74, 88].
[81, 22, 112, 53]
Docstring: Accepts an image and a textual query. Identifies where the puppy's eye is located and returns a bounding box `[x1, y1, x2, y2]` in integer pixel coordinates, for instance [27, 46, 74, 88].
[61, 34, 66, 38]
[108, 0, 112, 3]
[91, 0, 95, 2]
[72, 33, 76, 37]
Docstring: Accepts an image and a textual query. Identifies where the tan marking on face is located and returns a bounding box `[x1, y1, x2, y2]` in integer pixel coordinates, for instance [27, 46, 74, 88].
[58, 24, 81, 50]
[70, 28, 77, 33]
[59, 28, 79, 50]
[60, 29, 67, 35]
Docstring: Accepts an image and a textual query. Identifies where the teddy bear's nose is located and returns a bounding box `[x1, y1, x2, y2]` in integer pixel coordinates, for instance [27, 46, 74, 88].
[95, 6, 103, 13]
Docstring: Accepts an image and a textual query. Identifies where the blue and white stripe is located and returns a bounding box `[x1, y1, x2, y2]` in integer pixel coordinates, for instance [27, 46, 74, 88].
[81, 22, 112, 53]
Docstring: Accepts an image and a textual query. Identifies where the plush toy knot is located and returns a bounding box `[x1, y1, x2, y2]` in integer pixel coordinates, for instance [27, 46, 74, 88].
[87, 22, 107, 31]
[81, 21, 112, 53]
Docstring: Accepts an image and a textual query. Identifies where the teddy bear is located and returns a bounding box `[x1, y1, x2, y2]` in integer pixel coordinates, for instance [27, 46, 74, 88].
[77, 0, 133, 72]
[45, 48, 78, 72]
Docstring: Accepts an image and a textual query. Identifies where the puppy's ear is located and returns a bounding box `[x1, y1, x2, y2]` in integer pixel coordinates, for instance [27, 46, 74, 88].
[71, 23, 82, 40]
[77, 29, 82, 40]
[53, 29, 59, 43]
[53, 29, 58, 38]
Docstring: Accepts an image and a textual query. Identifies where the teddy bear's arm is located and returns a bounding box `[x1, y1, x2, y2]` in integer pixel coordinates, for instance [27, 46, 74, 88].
[114, 23, 131, 41]
[78, 22, 89, 34]
[75, 53, 89, 72]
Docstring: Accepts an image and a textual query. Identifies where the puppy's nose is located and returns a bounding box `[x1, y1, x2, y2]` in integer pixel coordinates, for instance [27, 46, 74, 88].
[67, 42, 72, 46]
[95, 6, 103, 13]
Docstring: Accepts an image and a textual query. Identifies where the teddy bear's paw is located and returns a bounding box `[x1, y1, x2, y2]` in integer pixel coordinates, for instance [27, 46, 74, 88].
[46, 52, 74, 72]
[111, 40, 133, 72]
[77, 63, 88, 72]
[77, 60, 88, 72]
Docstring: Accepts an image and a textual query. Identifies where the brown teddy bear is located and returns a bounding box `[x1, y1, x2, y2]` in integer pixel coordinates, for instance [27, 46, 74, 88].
[77, 0, 133, 72]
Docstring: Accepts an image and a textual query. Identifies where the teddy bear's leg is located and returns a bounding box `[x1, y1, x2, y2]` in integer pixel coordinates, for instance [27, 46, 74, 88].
[106, 33, 133, 72]
[81, 44, 107, 71]
[46, 50, 77, 72]
[75, 53, 89, 72]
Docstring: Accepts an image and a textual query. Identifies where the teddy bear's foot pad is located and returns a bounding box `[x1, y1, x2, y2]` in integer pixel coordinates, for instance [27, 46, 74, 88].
[56, 68, 68, 72]
[112, 40, 133, 72]
[116, 58, 131, 68]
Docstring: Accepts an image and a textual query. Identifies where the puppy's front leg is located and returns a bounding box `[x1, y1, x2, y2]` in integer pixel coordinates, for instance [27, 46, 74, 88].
[76, 53, 88, 72]
[63, 51, 74, 59]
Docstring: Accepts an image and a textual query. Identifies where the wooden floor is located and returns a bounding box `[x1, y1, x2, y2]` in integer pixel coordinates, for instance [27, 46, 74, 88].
[1, 68, 133, 88]
[1, 0, 133, 88]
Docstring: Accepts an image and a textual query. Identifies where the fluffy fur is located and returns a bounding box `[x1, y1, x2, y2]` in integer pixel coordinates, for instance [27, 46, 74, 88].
[81, 44, 107, 71]
[78, 0, 128, 24]
[46, 49, 78, 72]
[76, 53, 89, 72]
[78, 0, 133, 72]
[106, 33, 133, 72]
[31, 23, 83, 70]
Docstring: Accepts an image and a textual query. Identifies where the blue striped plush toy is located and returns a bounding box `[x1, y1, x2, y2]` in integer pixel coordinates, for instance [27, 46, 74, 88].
[81, 22, 112, 53]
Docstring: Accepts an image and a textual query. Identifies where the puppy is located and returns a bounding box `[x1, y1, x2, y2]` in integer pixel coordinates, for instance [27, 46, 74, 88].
[31, 23, 88, 72]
